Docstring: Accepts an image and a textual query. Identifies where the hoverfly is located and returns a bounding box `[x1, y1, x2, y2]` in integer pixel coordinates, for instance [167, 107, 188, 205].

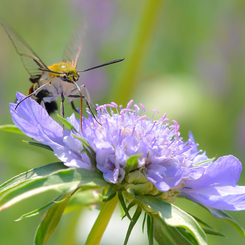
[2, 22, 124, 130]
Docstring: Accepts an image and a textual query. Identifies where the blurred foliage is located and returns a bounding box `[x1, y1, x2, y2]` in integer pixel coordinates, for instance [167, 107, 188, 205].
[0, 0, 245, 244]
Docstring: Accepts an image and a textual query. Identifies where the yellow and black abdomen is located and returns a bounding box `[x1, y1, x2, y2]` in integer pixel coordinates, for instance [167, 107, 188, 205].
[28, 80, 58, 115]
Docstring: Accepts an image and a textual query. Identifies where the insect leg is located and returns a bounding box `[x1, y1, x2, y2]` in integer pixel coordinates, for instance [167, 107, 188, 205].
[83, 96, 102, 126]
[60, 92, 65, 118]
[15, 81, 52, 110]
[70, 101, 80, 113]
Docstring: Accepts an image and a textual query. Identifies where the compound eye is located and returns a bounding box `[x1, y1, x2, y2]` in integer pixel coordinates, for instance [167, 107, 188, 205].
[60, 74, 68, 81]
[76, 74, 80, 81]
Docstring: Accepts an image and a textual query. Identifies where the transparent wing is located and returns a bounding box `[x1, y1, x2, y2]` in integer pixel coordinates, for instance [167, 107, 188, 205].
[2, 22, 48, 78]
[62, 23, 86, 68]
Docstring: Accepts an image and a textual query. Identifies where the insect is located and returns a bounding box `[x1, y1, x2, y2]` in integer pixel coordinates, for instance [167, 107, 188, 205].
[2, 22, 124, 130]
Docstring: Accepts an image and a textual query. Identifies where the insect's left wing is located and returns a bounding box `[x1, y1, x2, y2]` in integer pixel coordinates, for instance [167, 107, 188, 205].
[2, 22, 48, 80]
[62, 23, 86, 68]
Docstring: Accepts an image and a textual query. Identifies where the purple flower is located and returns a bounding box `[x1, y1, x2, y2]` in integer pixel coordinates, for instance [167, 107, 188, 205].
[10, 92, 245, 211]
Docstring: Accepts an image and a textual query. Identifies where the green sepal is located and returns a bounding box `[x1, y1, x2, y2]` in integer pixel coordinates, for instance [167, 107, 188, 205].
[22, 140, 53, 151]
[0, 124, 24, 134]
[123, 206, 142, 245]
[100, 185, 117, 203]
[136, 195, 207, 245]
[15, 194, 65, 221]
[0, 162, 107, 211]
[57, 114, 78, 133]
[124, 154, 142, 173]
[34, 192, 73, 245]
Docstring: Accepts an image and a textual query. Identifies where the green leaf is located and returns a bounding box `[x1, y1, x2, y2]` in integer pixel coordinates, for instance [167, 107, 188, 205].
[34, 193, 72, 245]
[206, 207, 245, 239]
[202, 228, 226, 238]
[0, 124, 24, 134]
[176, 227, 199, 245]
[146, 214, 154, 245]
[136, 195, 207, 245]
[65, 190, 101, 213]
[72, 135, 95, 154]
[0, 163, 107, 211]
[22, 140, 53, 151]
[16, 194, 65, 221]
[124, 154, 142, 173]
[0, 162, 67, 195]
[123, 206, 142, 245]
[118, 192, 132, 220]
[100, 185, 117, 202]
[190, 215, 214, 229]
[57, 114, 78, 132]
[153, 215, 194, 245]
[72, 135, 96, 168]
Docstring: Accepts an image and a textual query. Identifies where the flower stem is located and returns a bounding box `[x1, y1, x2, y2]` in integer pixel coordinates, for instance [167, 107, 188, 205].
[109, 0, 164, 105]
[85, 194, 119, 245]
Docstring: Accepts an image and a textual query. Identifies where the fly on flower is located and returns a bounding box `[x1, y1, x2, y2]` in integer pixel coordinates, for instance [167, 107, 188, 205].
[2, 22, 124, 130]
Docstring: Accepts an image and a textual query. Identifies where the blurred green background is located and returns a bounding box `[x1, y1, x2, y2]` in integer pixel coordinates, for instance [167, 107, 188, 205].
[0, 0, 245, 244]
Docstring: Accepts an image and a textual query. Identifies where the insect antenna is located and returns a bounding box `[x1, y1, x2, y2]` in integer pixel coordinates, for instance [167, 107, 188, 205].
[78, 58, 125, 72]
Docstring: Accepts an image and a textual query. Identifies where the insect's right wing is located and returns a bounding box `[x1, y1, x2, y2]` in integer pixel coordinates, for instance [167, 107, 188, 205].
[62, 23, 87, 68]
[2, 22, 48, 81]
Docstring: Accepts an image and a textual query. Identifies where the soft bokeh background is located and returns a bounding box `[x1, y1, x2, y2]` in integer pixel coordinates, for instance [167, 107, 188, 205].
[0, 0, 245, 244]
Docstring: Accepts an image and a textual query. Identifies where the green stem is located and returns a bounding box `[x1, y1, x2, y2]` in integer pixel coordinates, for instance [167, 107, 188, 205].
[109, 0, 164, 105]
[85, 194, 119, 245]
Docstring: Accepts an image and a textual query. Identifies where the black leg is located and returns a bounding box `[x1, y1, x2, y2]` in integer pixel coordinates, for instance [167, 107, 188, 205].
[61, 92, 65, 118]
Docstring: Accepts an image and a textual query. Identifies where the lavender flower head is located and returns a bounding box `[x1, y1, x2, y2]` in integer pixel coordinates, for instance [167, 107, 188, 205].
[10, 92, 245, 211]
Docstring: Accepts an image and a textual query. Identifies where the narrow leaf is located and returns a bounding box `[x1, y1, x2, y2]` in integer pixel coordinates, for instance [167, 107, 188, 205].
[146, 214, 154, 245]
[22, 140, 53, 151]
[0, 162, 67, 195]
[0, 165, 107, 210]
[118, 192, 132, 220]
[176, 227, 199, 245]
[123, 206, 142, 245]
[0, 124, 24, 134]
[73, 135, 95, 154]
[206, 207, 245, 239]
[16, 194, 64, 221]
[65, 190, 101, 213]
[57, 114, 78, 132]
[136, 195, 207, 245]
[203, 228, 226, 238]
[35, 193, 72, 245]
[153, 215, 193, 245]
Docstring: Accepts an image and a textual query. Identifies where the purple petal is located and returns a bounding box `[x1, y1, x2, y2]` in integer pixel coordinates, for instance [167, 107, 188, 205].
[182, 185, 245, 210]
[146, 159, 184, 191]
[184, 155, 242, 189]
[10, 92, 63, 144]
